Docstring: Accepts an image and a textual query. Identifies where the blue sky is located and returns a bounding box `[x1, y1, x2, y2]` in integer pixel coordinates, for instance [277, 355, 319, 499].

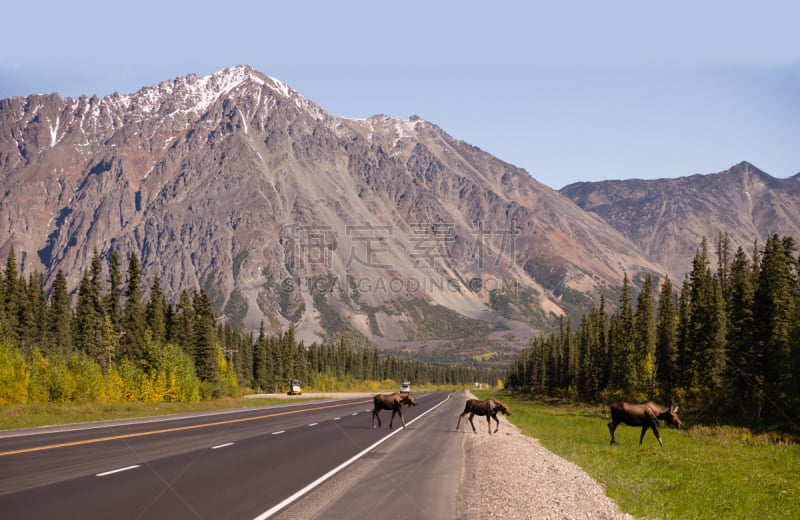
[1, 1, 798, 189]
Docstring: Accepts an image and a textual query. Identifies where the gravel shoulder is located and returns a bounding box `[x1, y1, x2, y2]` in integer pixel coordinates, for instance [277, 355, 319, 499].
[457, 391, 633, 519]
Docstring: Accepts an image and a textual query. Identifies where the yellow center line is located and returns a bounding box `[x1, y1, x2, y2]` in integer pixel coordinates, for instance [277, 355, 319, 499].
[0, 399, 371, 457]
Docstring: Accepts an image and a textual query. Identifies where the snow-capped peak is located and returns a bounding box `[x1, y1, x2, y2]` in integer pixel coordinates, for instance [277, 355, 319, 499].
[182, 64, 267, 112]
[98, 65, 326, 121]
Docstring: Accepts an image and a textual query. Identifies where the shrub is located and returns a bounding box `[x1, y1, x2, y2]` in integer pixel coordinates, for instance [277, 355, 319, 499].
[46, 356, 78, 403]
[68, 352, 106, 402]
[0, 341, 29, 405]
[27, 348, 50, 403]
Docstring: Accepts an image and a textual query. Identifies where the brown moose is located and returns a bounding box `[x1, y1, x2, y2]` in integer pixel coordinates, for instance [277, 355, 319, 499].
[608, 401, 683, 447]
[456, 397, 511, 434]
[372, 392, 417, 429]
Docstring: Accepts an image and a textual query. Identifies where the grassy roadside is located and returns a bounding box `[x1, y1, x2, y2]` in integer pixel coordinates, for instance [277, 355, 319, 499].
[0, 396, 326, 430]
[475, 391, 800, 519]
[1, 384, 462, 431]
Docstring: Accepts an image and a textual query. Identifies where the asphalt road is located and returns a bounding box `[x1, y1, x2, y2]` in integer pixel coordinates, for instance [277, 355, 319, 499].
[273, 391, 466, 520]
[0, 393, 457, 519]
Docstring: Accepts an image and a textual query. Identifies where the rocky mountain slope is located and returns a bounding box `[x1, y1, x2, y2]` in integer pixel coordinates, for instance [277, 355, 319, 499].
[561, 162, 800, 281]
[0, 65, 663, 353]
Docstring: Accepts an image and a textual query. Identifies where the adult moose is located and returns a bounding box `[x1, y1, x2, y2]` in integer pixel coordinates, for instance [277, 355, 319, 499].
[456, 397, 511, 434]
[608, 401, 683, 447]
[372, 392, 417, 429]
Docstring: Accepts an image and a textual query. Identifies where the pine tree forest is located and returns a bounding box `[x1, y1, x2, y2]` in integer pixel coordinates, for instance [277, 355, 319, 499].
[0, 248, 499, 406]
[506, 233, 800, 427]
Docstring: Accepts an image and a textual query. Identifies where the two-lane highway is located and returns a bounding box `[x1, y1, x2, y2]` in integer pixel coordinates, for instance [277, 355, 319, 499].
[0, 393, 450, 519]
[273, 389, 467, 520]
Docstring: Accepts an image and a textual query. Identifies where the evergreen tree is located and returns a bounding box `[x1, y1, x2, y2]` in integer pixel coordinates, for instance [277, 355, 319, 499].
[293, 339, 308, 384]
[597, 294, 611, 391]
[102, 313, 120, 370]
[726, 246, 756, 414]
[609, 273, 635, 393]
[89, 249, 104, 304]
[716, 231, 732, 297]
[676, 274, 692, 388]
[121, 252, 146, 360]
[277, 328, 298, 386]
[544, 332, 560, 392]
[73, 253, 107, 366]
[104, 250, 123, 332]
[562, 318, 578, 390]
[687, 241, 713, 388]
[751, 239, 761, 281]
[145, 275, 167, 345]
[0, 262, 4, 339]
[655, 276, 678, 398]
[171, 289, 195, 352]
[253, 321, 270, 391]
[47, 270, 73, 356]
[192, 289, 219, 383]
[239, 328, 254, 383]
[2, 246, 20, 344]
[577, 307, 601, 400]
[703, 274, 728, 390]
[24, 272, 48, 350]
[220, 322, 249, 384]
[792, 251, 800, 424]
[686, 238, 728, 392]
[752, 234, 796, 420]
[634, 273, 657, 395]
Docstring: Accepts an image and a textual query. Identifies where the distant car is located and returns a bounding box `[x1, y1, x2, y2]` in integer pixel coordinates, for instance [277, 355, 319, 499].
[288, 379, 302, 395]
[400, 381, 411, 394]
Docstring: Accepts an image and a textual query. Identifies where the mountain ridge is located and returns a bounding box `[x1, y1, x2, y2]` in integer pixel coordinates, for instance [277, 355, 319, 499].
[2, 65, 748, 355]
[560, 161, 800, 280]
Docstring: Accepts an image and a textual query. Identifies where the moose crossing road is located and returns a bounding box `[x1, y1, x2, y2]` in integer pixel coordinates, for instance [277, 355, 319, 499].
[0, 392, 456, 519]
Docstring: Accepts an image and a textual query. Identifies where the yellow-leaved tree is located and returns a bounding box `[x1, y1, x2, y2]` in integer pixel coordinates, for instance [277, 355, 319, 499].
[0, 340, 30, 405]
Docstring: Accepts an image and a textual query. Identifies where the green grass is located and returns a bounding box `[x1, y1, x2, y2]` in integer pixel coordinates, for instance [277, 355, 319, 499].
[477, 392, 800, 519]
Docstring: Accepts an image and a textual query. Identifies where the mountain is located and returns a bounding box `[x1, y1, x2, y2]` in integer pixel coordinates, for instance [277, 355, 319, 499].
[560, 162, 800, 282]
[0, 65, 663, 355]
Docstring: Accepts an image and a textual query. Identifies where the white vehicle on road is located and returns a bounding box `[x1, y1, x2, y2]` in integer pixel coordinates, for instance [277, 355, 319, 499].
[288, 379, 302, 395]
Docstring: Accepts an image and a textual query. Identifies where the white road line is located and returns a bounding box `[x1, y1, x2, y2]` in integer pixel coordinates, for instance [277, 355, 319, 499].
[333, 417, 340, 420]
[253, 393, 452, 519]
[212, 442, 234, 449]
[96, 465, 140, 477]
[308, 423, 318, 427]
[272, 431, 285, 435]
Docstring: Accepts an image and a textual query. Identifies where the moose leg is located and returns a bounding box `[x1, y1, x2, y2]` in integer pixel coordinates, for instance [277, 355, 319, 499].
[389, 409, 397, 429]
[639, 425, 648, 444]
[456, 413, 465, 431]
[467, 412, 477, 433]
[372, 409, 381, 429]
[608, 421, 618, 445]
[491, 413, 500, 434]
[651, 424, 664, 447]
[486, 414, 492, 435]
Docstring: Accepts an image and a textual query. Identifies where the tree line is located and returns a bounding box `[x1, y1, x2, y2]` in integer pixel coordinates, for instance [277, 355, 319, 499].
[0, 248, 500, 406]
[506, 233, 800, 426]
